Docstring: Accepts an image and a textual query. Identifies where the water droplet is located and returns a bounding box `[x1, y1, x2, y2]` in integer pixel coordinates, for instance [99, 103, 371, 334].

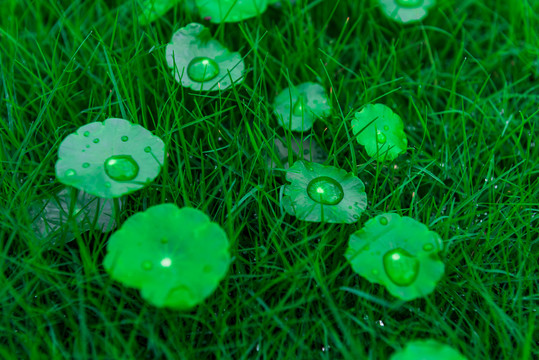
[203, 265, 212, 273]
[121, 136, 128, 142]
[187, 57, 220, 82]
[306, 176, 344, 205]
[423, 243, 434, 251]
[83, 131, 90, 137]
[160, 237, 168, 244]
[104, 155, 139, 181]
[105, 182, 111, 188]
[64, 169, 76, 177]
[396, 0, 423, 7]
[93, 138, 100, 144]
[379, 217, 388, 225]
[82, 163, 90, 168]
[372, 269, 379, 275]
[86, 145, 90, 148]
[144, 146, 152, 153]
[376, 131, 387, 144]
[293, 96, 306, 117]
[383, 125, 389, 131]
[142, 261, 153, 270]
[383, 248, 420, 286]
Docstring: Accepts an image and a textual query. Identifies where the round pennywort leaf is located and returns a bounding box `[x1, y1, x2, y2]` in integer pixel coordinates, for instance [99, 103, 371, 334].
[55, 118, 165, 198]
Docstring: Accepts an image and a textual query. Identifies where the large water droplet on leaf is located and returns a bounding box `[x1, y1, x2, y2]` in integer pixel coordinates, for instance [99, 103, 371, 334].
[104, 155, 139, 182]
[187, 57, 220, 82]
[293, 96, 306, 117]
[306, 176, 344, 205]
[376, 131, 387, 144]
[396, 0, 423, 7]
[383, 248, 419, 286]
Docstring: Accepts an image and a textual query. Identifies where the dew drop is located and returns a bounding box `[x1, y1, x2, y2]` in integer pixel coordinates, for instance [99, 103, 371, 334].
[203, 265, 212, 273]
[376, 131, 387, 144]
[86, 145, 90, 148]
[144, 146, 152, 153]
[396, 0, 423, 7]
[292, 96, 306, 117]
[383, 125, 389, 131]
[121, 136, 128, 142]
[104, 155, 139, 181]
[142, 261, 153, 270]
[187, 57, 220, 82]
[306, 176, 344, 205]
[379, 217, 388, 225]
[82, 163, 90, 168]
[83, 131, 90, 137]
[372, 269, 379, 275]
[383, 248, 420, 286]
[93, 138, 100, 144]
[423, 243, 434, 251]
[105, 182, 111, 188]
[160, 237, 168, 244]
[64, 169, 76, 177]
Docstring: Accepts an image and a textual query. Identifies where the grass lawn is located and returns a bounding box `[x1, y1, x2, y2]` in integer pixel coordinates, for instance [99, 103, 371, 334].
[1, 0, 538, 359]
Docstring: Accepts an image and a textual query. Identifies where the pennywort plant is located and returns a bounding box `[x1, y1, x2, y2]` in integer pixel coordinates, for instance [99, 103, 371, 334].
[351, 103, 408, 162]
[103, 204, 231, 309]
[378, 0, 436, 23]
[166, 23, 245, 91]
[273, 82, 331, 132]
[281, 161, 367, 224]
[345, 213, 445, 301]
[55, 118, 165, 199]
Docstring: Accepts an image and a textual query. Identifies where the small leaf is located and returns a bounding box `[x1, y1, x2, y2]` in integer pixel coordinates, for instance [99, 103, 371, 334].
[165, 23, 245, 91]
[351, 103, 408, 162]
[390, 339, 468, 360]
[103, 204, 231, 310]
[273, 82, 331, 131]
[282, 161, 367, 224]
[55, 118, 165, 198]
[345, 213, 445, 301]
[378, 0, 436, 23]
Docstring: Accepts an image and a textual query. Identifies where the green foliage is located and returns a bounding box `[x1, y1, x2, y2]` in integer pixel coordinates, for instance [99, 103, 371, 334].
[1, 0, 538, 358]
[55, 118, 165, 198]
[390, 339, 468, 360]
[196, 0, 268, 23]
[282, 161, 367, 223]
[165, 23, 245, 91]
[378, 0, 436, 23]
[103, 204, 230, 309]
[137, 0, 181, 24]
[29, 188, 118, 247]
[351, 103, 408, 162]
[345, 213, 445, 301]
[273, 82, 331, 132]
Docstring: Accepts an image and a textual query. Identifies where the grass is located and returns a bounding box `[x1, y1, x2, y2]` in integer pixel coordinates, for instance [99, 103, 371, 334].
[1, 0, 538, 359]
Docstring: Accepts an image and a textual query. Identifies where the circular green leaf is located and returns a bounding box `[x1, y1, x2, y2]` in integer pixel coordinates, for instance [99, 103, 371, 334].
[390, 339, 468, 360]
[273, 82, 331, 131]
[351, 103, 408, 162]
[196, 0, 268, 23]
[103, 204, 230, 310]
[55, 118, 165, 198]
[345, 213, 445, 301]
[378, 0, 436, 23]
[282, 161, 367, 223]
[165, 23, 245, 91]
[29, 188, 119, 247]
